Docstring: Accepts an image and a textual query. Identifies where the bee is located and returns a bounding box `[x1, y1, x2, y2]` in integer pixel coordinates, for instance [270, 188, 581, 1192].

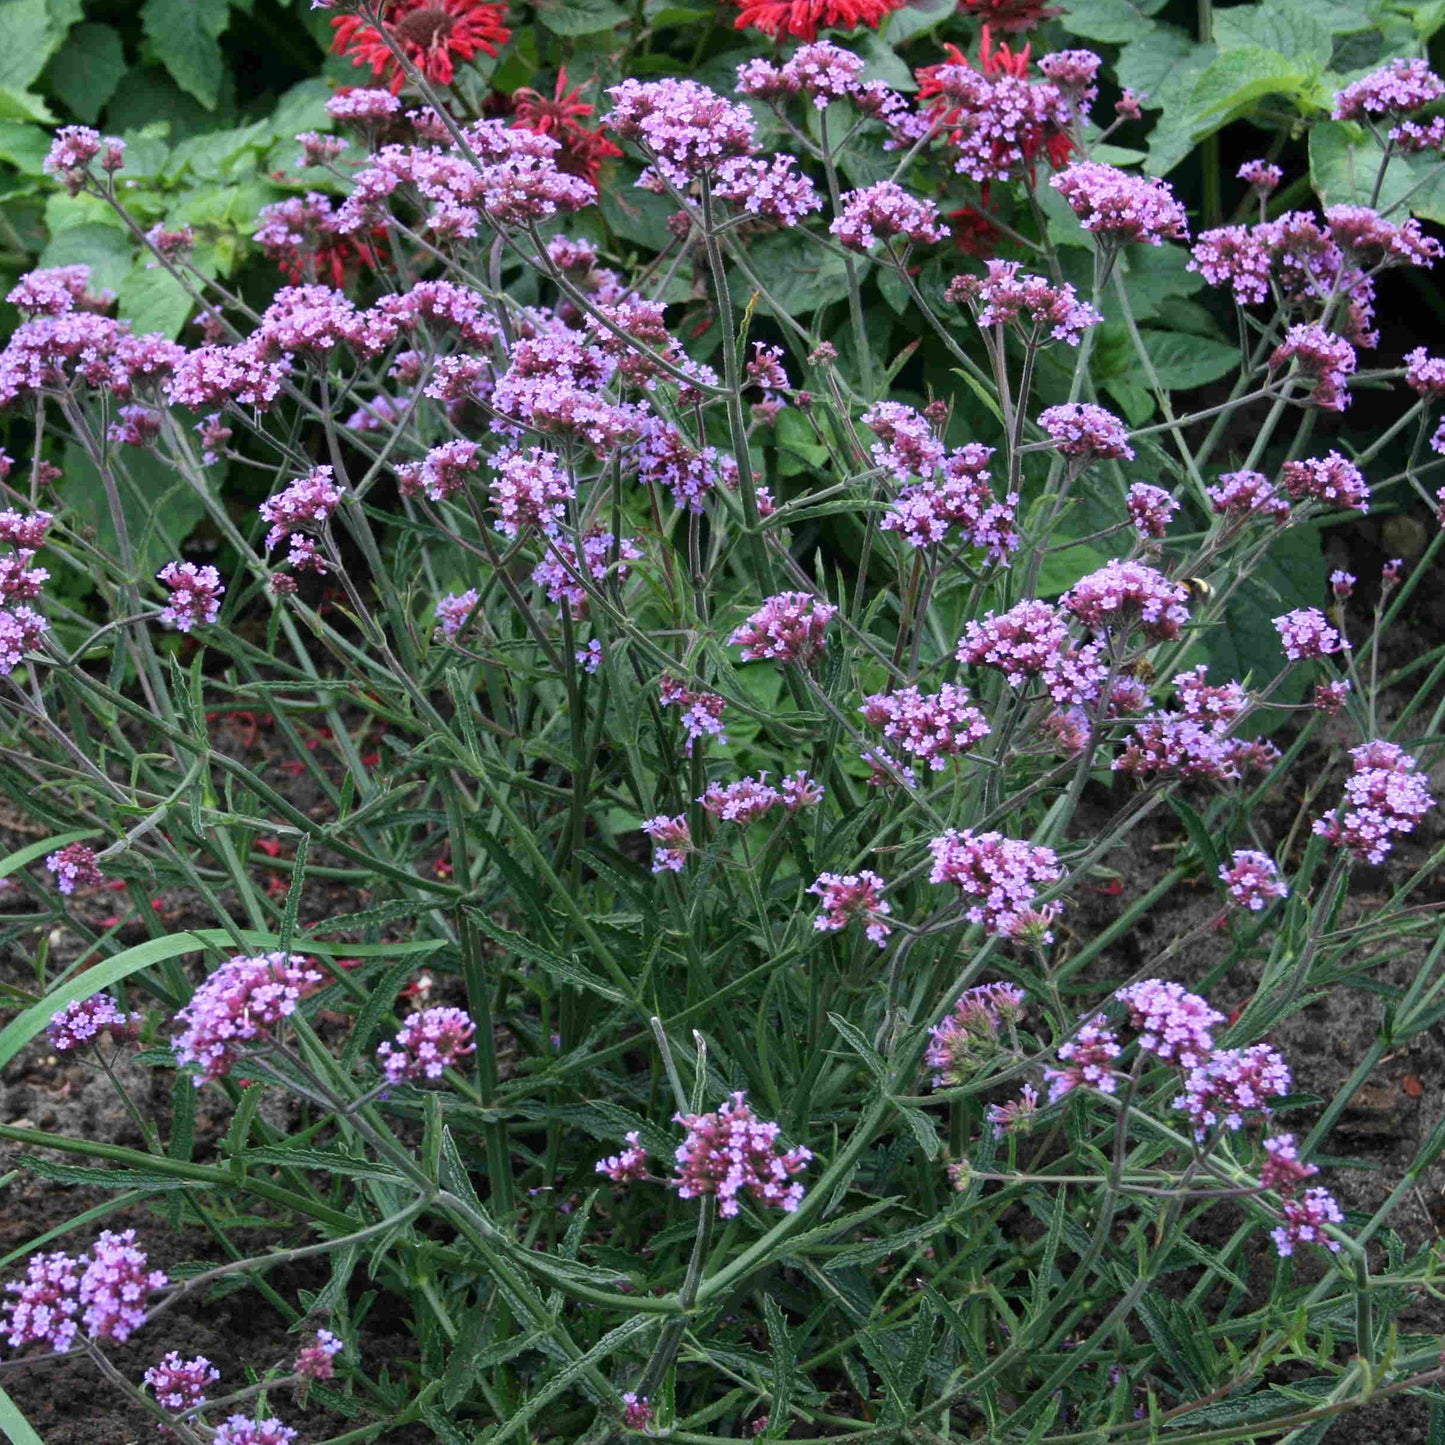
[1179, 575, 1215, 606]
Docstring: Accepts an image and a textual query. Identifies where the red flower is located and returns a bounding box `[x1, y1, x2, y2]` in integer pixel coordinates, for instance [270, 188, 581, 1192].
[958, 0, 1063, 33]
[729, 0, 906, 41]
[947, 206, 1003, 257]
[331, 0, 511, 96]
[511, 68, 622, 185]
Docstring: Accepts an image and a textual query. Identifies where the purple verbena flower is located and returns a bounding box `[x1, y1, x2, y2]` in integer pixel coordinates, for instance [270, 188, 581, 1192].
[729, 591, 836, 665]
[1175, 1044, 1290, 1137]
[670, 1092, 810, 1217]
[1038, 402, 1133, 460]
[1114, 979, 1222, 1067]
[377, 1007, 477, 1084]
[1218, 850, 1289, 910]
[145, 1352, 219, 1412]
[1312, 739, 1435, 863]
[45, 843, 103, 895]
[46, 993, 139, 1052]
[596, 1131, 650, 1182]
[157, 561, 224, 632]
[928, 830, 1063, 939]
[809, 870, 892, 946]
[1273, 607, 1348, 661]
[78, 1229, 168, 1343]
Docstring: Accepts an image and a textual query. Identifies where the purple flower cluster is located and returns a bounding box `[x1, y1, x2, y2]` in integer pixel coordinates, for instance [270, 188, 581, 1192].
[830, 181, 944, 251]
[78, 1230, 169, 1343]
[1043, 1015, 1120, 1102]
[1269, 324, 1356, 411]
[1114, 979, 1222, 1068]
[157, 561, 225, 632]
[259, 466, 344, 574]
[947, 262, 1101, 347]
[1218, 850, 1289, 911]
[212, 1419, 299, 1445]
[641, 814, 691, 873]
[1, 1252, 81, 1353]
[145, 1352, 219, 1412]
[1062, 560, 1190, 642]
[926, 982, 1026, 1087]
[928, 829, 1063, 941]
[172, 952, 324, 1084]
[860, 683, 990, 770]
[1049, 162, 1187, 247]
[659, 675, 728, 752]
[699, 770, 822, 824]
[43, 126, 125, 193]
[45, 842, 104, 895]
[607, 77, 757, 188]
[1313, 739, 1435, 864]
[295, 1328, 344, 1380]
[377, 1007, 478, 1083]
[1038, 402, 1133, 460]
[597, 1131, 650, 1183]
[46, 993, 139, 1052]
[1272, 1189, 1345, 1257]
[809, 870, 893, 946]
[531, 530, 642, 618]
[1126, 483, 1178, 539]
[729, 591, 837, 665]
[435, 589, 480, 638]
[1332, 58, 1444, 120]
[957, 600, 1104, 707]
[671, 1091, 811, 1217]
[1207, 469, 1290, 523]
[1273, 607, 1348, 662]
[1175, 1044, 1290, 1138]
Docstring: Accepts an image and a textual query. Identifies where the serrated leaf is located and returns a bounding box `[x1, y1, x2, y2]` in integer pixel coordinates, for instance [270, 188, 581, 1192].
[1190, 47, 1306, 120]
[141, 0, 230, 110]
[1061, 0, 1169, 44]
[1138, 329, 1238, 390]
[534, 0, 626, 33]
[116, 259, 193, 340]
[47, 22, 126, 123]
[39, 221, 132, 293]
[1214, 2, 1332, 66]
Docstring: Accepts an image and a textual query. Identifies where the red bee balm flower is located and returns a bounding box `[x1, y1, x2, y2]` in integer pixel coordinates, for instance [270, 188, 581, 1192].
[730, 0, 906, 41]
[331, 1, 511, 95]
[511, 69, 623, 185]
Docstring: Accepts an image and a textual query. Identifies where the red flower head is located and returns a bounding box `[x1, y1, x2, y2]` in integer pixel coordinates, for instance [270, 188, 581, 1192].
[947, 205, 1003, 257]
[511, 68, 623, 185]
[729, 0, 906, 41]
[958, 0, 1064, 33]
[331, 0, 511, 96]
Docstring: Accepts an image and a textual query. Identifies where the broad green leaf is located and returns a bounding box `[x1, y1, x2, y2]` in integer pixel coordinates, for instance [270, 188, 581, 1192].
[0, 88, 52, 123]
[736, 231, 850, 317]
[1190, 47, 1307, 120]
[141, 0, 230, 110]
[38, 221, 132, 292]
[857, 33, 916, 93]
[0, 121, 48, 175]
[47, 22, 126, 123]
[883, 0, 953, 41]
[116, 259, 193, 340]
[1213, 2, 1332, 66]
[1138, 329, 1239, 390]
[533, 0, 626, 34]
[1116, 25, 1203, 107]
[1036, 530, 1113, 597]
[1060, 0, 1169, 44]
[1309, 120, 1416, 211]
[0, 0, 67, 92]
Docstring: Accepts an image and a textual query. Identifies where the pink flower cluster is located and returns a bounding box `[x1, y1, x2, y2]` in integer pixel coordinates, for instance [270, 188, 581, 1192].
[1269, 323, 1356, 411]
[641, 814, 691, 872]
[659, 676, 728, 752]
[435, 589, 479, 638]
[1332, 58, 1443, 120]
[43, 125, 125, 193]
[1207, 469, 1290, 523]
[295, 1328, 344, 1380]
[596, 1131, 650, 1183]
[1272, 1188, 1345, 1258]
[1175, 1043, 1290, 1138]
[1313, 739, 1435, 864]
[958, 599, 1104, 706]
[809, 870, 893, 946]
[730, 591, 837, 665]
[212, 1419, 299, 1445]
[1126, 483, 1178, 539]
[700, 771, 822, 824]
[259, 465, 344, 574]
[145, 1352, 220, 1413]
[78, 1229, 169, 1343]
[377, 1007, 477, 1083]
[928, 829, 1063, 941]
[926, 981, 1026, 1087]
[157, 561, 225, 632]
[1114, 979, 1223, 1068]
[607, 77, 757, 188]
[860, 683, 990, 770]
[1038, 403, 1133, 460]
[830, 181, 944, 251]
[1062, 560, 1189, 642]
[45, 842, 104, 895]
[947, 261, 1101, 347]
[1280, 453, 1371, 513]
[1218, 850, 1289, 910]
[46, 992, 139, 1052]
[1273, 607, 1348, 661]
[671, 1091, 811, 1217]
[1043, 1015, 1120, 1102]
[171, 952, 324, 1084]
[1049, 162, 1187, 247]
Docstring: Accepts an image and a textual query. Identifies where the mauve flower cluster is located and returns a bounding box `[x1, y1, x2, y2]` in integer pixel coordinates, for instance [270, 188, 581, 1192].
[157, 561, 225, 632]
[377, 1006, 477, 1083]
[947, 262, 1101, 347]
[607, 77, 757, 189]
[730, 591, 837, 665]
[671, 1092, 811, 1217]
[1115, 979, 1223, 1068]
[295, 1328, 344, 1380]
[958, 599, 1105, 707]
[1049, 162, 1187, 247]
[1043, 1015, 1120, 1102]
[1038, 403, 1133, 460]
[45, 842, 104, 895]
[928, 829, 1063, 941]
[1280, 452, 1370, 513]
[659, 675, 728, 752]
[1274, 607, 1348, 662]
[831, 180, 945, 252]
[926, 981, 1026, 1087]
[596, 1131, 650, 1183]
[860, 683, 990, 770]
[1313, 739, 1435, 864]
[75, 1230, 167, 1344]
[171, 952, 324, 1084]
[700, 770, 823, 824]
[46, 992, 139, 1052]
[259, 465, 345, 575]
[1218, 850, 1289, 911]
[145, 1352, 220, 1412]
[212, 1419, 299, 1445]
[1269, 323, 1356, 411]
[641, 814, 691, 873]
[1207, 469, 1290, 523]
[1062, 559, 1189, 642]
[0, 481, 51, 677]
[1332, 57, 1443, 121]
[1175, 1044, 1291, 1138]
[809, 870, 893, 946]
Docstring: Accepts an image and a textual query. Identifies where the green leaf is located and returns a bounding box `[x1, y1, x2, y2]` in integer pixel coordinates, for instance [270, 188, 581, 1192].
[533, 0, 626, 34]
[1116, 25, 1203, 107]
[0, 0, 67, 92]
[0, 88, 52, 123]
[116, 258, 193, 340]
[1310, 121, 1418, 212]
[1061, 0, 1169, 44]
[1213, 2, 1332, 66]
[1138, 329, 1239, 390]
[47, 22, 126, 123]
[141, 0, 230, 110]
[736, 231, 850, 318]
[1190, 47, 1307, 120]
[0, 1385, 44, 1445]
[38, 221, 132, 293]
[883, 0, 953, 41]
[62, 439, 205, 579]
[0, 121, 49, 174]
